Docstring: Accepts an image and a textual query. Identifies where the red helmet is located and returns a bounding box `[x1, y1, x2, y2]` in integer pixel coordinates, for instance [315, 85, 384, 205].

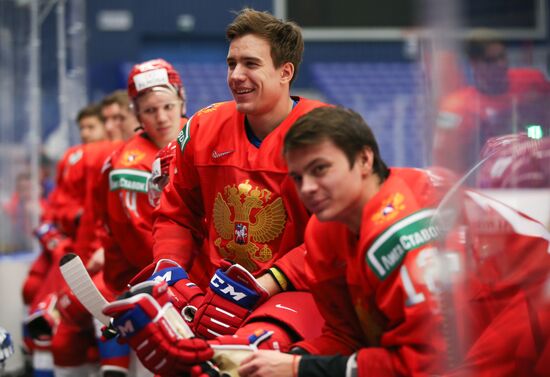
[127, 59, 184, 100]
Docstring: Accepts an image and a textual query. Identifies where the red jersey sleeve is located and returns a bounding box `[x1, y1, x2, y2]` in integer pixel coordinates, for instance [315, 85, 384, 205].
[152, 117, 207, 268]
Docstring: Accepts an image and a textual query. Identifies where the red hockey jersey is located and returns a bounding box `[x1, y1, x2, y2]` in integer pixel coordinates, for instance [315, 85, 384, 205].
[433, 68, 550, 174]
[153, 98, 326, 288]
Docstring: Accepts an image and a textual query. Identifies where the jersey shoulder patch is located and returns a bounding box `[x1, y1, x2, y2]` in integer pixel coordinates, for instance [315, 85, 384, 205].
[366, 208, 439, 280]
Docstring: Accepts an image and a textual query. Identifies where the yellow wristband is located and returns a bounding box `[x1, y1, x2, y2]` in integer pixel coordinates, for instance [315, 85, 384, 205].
[269, 267, 289, 291]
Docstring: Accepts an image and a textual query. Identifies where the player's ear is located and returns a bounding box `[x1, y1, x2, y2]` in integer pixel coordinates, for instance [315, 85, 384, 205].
[360, 148, 374, 174]
[280, 62, 294, 84]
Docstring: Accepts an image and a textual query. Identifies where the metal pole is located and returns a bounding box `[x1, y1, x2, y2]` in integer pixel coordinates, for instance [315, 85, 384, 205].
[57, 0, 69, 152]
[29, 0, 42, 237]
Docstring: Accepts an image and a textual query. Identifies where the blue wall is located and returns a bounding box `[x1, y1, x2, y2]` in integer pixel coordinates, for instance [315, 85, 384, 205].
[86, 1, 411, 97]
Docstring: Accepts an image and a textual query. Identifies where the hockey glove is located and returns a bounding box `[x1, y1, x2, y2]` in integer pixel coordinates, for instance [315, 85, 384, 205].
[33, 222, 65, 257]
[103, 280, 211, 376]
[151, 140, 176, 189]
[0, 327, 14, 365]
[130, 259, 204, 322]
[149, 140, 177, 206]
[193, 261, 269, 339]
[24, 293, 60, 348]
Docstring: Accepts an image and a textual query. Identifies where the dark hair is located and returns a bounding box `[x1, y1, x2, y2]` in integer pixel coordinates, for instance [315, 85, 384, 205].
[76, 103, 103, 123]
[284, 106, 389, 179]
[226, 8, 303, 86]
[464, 29, 504, 61]
[101, 89, 131, 109]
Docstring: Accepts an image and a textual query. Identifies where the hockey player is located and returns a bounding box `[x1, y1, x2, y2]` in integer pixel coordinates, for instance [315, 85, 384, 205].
[99, 58, 187, 293]
[237, 106, 550, 376]
[24, 103, 108, 307]
[148, 7, 328, 340]
[99, 8, 328, 376]
[50, 90, 141, 377]
[432, 31, 550, 175]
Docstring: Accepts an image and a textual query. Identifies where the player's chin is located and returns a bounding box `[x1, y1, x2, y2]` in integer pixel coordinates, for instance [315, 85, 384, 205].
[308, 203, 334, 222]
[235, 101, 254, 114]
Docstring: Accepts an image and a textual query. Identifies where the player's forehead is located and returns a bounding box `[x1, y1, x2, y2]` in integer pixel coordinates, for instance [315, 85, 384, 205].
[102, 102, 121, 116]
[227, 34, 272, 62]
[287, 140, 341, 169]
[79, 115, 102, 126]
[136, 88, 179, 107]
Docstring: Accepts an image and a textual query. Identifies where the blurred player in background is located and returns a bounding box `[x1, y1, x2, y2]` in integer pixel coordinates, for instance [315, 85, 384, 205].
[101, 90, 140, 143]
[432, 30, 550, 175]
[22, 96, 140, 377]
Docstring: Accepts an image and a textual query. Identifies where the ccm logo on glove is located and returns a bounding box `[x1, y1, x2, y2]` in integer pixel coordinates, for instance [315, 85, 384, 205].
[210, 270, 259, 307]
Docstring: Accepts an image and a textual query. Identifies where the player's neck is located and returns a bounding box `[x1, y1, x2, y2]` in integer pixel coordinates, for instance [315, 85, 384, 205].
[346, 174, 383, 234]
[246, 97, 295, 141]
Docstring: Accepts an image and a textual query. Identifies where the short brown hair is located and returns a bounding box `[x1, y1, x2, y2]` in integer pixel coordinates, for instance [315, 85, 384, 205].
[284, 106, 389, 179]
[76, 103, 103, 123]
[226, 8, 304, 86]
[101, 89, 131, 110]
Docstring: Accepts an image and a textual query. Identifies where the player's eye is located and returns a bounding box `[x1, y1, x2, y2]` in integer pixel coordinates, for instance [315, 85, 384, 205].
[311, 164, 329, 177]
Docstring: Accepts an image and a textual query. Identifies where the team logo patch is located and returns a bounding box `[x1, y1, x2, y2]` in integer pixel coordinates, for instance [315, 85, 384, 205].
[177, 118, 191, 152]
[195, 103, 221, 116]
[366, 209, 439, 280]
[68, 149, 83, 165]
[120, 149, 146, 167]
[371, 192, 405, 224]
[109, 169, 151, 193]
[212, 180, 286, 272]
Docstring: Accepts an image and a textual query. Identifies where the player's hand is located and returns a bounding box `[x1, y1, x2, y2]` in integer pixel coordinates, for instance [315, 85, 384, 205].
[149, 140, 177, 206]
[0, 327, 14, 364]
[130, 259, 205, 322]
[33, 222, 64, 256]
[191, 330, 274, 377]
[193, 261, 269, 339]
[86, 247, 105, 274]
[103, 280, 212, 376]
[151, 140, 177, 190]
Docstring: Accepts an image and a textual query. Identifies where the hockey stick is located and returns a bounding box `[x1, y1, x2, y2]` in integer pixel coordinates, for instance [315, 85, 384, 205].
[59, 253, 111, 326]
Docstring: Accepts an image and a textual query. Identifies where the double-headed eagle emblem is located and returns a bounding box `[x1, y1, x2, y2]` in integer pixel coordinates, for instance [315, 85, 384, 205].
[213, 180, 287, 272]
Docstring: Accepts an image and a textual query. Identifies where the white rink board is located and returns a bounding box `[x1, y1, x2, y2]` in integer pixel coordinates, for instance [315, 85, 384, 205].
[480, 189, 550, 229]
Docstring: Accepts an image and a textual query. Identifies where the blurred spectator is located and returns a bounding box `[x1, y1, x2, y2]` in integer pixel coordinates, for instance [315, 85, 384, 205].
[432, 30, 550, 175]
[2, 171, 46, 249]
